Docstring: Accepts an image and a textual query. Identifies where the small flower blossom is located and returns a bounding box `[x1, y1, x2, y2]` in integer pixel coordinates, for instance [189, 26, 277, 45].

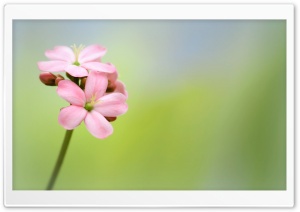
[38, 44, 116, 77]
[57, 71, 128, 139]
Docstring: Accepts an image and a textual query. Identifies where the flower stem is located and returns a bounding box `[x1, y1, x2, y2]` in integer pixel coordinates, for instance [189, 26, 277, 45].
[46, 130, 73, 190]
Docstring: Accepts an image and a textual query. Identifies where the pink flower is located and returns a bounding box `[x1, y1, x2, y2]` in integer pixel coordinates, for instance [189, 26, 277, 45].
[38, 44, 116, 77]
[106, 63, 128, 98]
[57, 71, 128, 139]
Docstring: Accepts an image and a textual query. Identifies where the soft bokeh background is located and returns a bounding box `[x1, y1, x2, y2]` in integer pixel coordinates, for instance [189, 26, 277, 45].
[13, 20, 286, 190]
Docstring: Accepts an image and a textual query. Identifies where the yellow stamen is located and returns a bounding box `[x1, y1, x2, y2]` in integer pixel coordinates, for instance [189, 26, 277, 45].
[90, 94, 97, 105]
[84, 94, 102, 111]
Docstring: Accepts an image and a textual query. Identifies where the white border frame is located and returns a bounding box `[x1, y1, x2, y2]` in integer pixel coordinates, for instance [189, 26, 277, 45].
[4, 4, 294, 207]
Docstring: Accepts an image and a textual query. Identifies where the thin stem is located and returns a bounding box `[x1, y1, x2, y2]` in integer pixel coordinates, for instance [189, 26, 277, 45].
[46, 130, 73, 190]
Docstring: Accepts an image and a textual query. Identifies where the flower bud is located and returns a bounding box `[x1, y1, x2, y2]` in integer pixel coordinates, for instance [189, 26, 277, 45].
[105, 117, 117, 122]
[55, 74, 65, 85]
[80, 77, 87, 89]
[39, 72, 56, 86]
[106, 80, 116, 93]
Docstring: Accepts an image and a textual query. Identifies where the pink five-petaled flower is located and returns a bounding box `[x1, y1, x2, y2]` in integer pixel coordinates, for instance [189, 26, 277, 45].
[57, 71, 128, 139]
[38, 44, 116, 77]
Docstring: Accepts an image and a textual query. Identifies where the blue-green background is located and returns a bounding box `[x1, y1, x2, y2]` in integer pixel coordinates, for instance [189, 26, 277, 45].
[13, 20, 286, 190]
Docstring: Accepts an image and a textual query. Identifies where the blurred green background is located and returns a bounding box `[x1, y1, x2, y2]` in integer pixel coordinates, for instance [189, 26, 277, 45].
[13, 20, 286, 190]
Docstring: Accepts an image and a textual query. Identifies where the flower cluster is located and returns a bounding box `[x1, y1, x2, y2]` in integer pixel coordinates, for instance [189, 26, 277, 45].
[38, 44, 128, 139]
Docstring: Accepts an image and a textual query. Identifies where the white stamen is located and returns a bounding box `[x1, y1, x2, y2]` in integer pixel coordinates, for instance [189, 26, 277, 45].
[71, 44, 85, 61]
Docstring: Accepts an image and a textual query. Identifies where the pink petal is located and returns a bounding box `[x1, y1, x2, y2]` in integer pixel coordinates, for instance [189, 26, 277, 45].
[115, 80, 128, 98]
[78, 45, 107, 64]
[84, 110, 113, 139]
[45, 46, 75, 62]
[81, 62, 116, 73]
[94, 93, 128, 117]
[92, 58, 102, 62]
[84, 71, 108, 102]
[57, 80, 86, 106]
[65, 65, 88, 77]
[37, 61, 69, 72]
[58, 105, 87, 130]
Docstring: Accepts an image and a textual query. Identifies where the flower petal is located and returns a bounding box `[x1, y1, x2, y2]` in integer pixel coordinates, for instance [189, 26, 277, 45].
[84, 111, 113, 139]
[65, 65, 88, 77]
[94, 93, 128, 117]
[58, 105, 87, 130]
[57, 80, 86, 106]
[84, 71, 108, 102]
[78, 45, 107, 64]
[38, 61, 69, 72]
[81, 62, 116, 73]
[115, 80, 128, 98]
[45, 46, 75, 62]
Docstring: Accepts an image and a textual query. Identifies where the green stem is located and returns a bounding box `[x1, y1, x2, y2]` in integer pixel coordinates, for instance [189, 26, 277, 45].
[46, 130, 73, 190]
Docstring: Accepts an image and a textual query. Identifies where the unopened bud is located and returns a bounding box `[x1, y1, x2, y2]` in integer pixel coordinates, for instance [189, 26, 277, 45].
[80, 77, 87, 89]
[55, 74, 65, 85]
[39, 72, 56, 86]
[106, 80, 116, 93]
[105, 117, 117, 122]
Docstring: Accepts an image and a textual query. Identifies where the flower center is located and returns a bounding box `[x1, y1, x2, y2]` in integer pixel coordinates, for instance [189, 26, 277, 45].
[71, 44, 85, 65]
[84, 95, 98, 111]
[84, 102, 94, 111]
[73, 61, 80, 66]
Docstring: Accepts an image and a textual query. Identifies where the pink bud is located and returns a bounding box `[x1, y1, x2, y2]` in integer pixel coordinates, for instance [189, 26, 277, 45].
[55, 74, 65, 85]
[105, 117, 117, 122]
[39, 72, 57, 86]
[106, 80, 116, 93]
